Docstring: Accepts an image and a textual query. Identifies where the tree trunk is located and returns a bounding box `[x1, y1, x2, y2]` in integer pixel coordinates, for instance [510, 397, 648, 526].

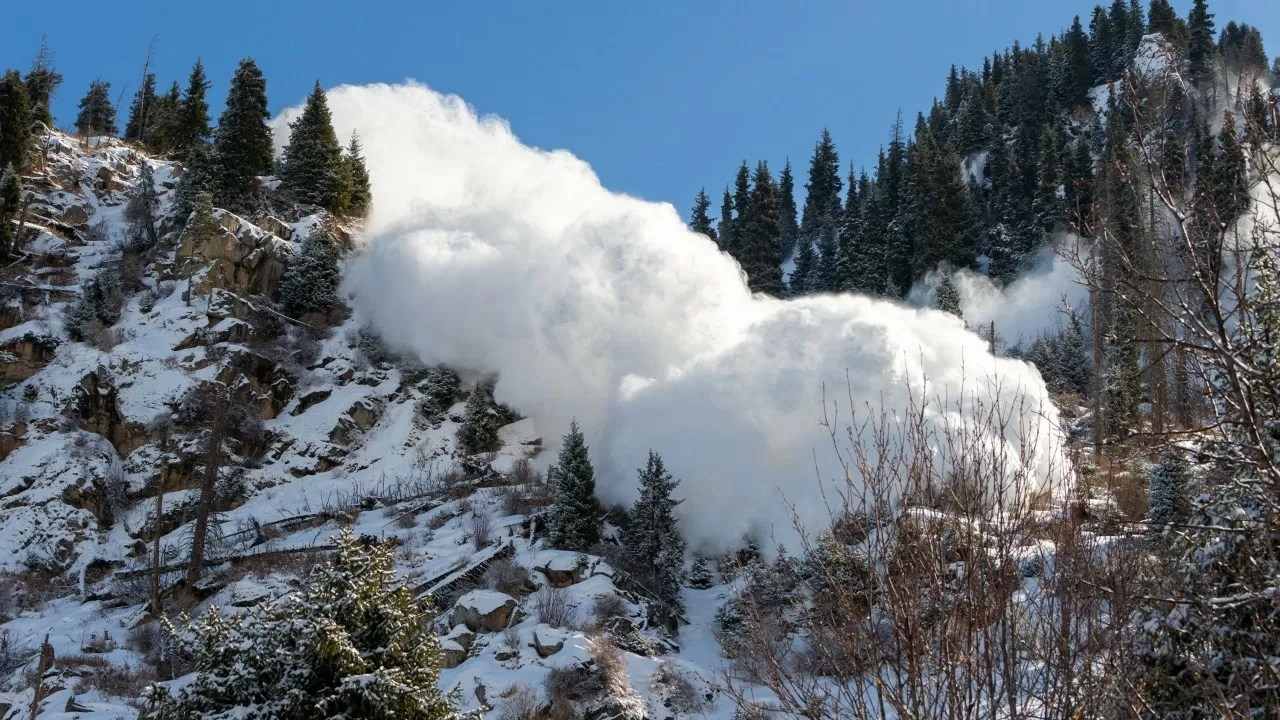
[151, 463, 165, 615]
[187, 393, 225, 586]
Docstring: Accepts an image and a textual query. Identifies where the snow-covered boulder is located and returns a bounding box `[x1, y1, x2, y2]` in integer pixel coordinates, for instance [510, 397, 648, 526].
[179, 209, 294, 299]
[451, 590, 518, 632]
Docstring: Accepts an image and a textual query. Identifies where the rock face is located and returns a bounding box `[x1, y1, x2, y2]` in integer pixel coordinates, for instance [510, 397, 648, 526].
[217, 349, 297, 421]
[72, 370, 147, 457]
[59, 204, 91, 226]
[179, 210, 293, 299]
[450, 590, 518, 633]
[0, 333, 58, 385]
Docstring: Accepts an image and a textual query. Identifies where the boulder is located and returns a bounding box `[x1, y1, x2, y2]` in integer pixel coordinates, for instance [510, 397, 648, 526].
[178, 209, 293, 299]
[531, 625, 566, 657]
[59, 204, 91, 226]
[0, 333, 58, 384]
[440, 639, 468, 669]
[257, 215, 294, 241]
[450, 590, 518, 633]
[291, 388, 332, 416]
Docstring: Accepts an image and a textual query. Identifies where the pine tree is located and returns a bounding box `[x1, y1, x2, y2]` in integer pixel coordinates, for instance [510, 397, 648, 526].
[547, 419, 600, 551]
[172, 143, 216, 224]
[151, 81, 182, 153]
[717, 186, 734, 252]
[740, 161, 785, 296]
[182, 191, 219, 305]
[140, 529, 466, 720]
[835, 164, 861, 292]
[0, 71, 32, 172]
[1212, 111, 1249, 223]
[799, 129, 842, 256]
[1147, 448, 1190, 537]
[1186, 0, 1217, 85]
[123, 73, 159, 146]
[124, 161, 160, 249]
[74, 79, 117, 136]
[279, 224, 342, 316]
[175, 58, 212, 155]
[23, 36, 62, 129]
[955, 81, 991, 156]
[934, 273, 962, 318]
[0, 166, 22, 258]
[1147, 0, 1186, 47]
[1062, 16, 1094, 111]
[1061, 311, 1091, 395]
[811, 218, 841, 293]
[730, 162, 752, 258]
[281, 81, 346, 212]
[623, 450, 687, 615]
[456, 381, 501, 455]
[789, 235, 815, 296]
[214, 58, 274, 212]
[1104, 302, 1142, 440]
[688, 187, 716, 241]
[687, 553, 714, 589]
[65, 270, 124, 342]
[342, 132, 371, 217]
[777, 159, 799, 260]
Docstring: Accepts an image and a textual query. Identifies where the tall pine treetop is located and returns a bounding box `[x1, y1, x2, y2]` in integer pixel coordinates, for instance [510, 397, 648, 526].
[281, 80, 346, 213]
[215, 57, 274, 211]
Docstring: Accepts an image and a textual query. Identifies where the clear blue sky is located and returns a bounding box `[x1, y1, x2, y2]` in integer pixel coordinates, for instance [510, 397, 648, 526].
[2, 1, 1276, 216]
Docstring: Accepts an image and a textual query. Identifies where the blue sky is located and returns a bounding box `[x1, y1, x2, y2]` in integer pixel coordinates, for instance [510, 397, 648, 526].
[2, 1, 1276, 217]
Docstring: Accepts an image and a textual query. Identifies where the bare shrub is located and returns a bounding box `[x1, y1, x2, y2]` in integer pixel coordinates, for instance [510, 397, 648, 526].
[495, 683, 542, 720]
[0, 628, 35, 673]
[653, 661, 708, 714]
[394, 510, 418, 529]
[591, 593, 626, 626]
[469, 510, 494, 549]
[70, 659, 157, 701]
[484, 559, 533, 595]
[426, 511, 453, 531]
[531, 585, 574, 628]
[587, 631, 633, 703]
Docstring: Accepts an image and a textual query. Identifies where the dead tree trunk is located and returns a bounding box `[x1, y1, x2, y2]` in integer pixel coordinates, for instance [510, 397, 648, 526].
[186, 392, 226, 586]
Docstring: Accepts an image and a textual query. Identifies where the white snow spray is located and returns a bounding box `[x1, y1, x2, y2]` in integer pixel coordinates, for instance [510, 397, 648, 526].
[274, 82, 1066, 551]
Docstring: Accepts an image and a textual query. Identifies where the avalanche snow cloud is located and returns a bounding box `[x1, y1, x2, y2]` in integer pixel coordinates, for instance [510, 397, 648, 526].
[276, 82, 1066, 550]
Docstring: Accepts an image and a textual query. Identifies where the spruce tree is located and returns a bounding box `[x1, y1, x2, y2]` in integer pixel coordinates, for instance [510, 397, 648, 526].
[151, 81, 182, 153]
[0, 166, 21, 258]
[182, 191, 219, 305]
[1061, 312, 1091, 396]
[340, 132, 371, 218]
[687, 553, 714, 589]
[777, 159, 799, 260]
[955, 81, 991, 156]
[1062, 16, 1094, 111]
[1212, 111, 1249, 223]
[172, 143, 216, 224]
[456, 381, 501, 455]
[1147, 448, 1190, 537]
[623, 450, 687, 615]
[280, 224, 342, 316]
[811, 218, 841, 293]
[789, 235, 815, 296]
[0, 71, 32, 172]
[835, 164, 861, 292]
[799, 128, 842, 255]
[1104, 302, 1142, 440]
[175, 58, 212, 155]
[1147, 0, 1186, 46]
[23, 36, 62, 129]
[214, 58, 274, 212]
[124, 161, 160, 249]
[740, 161, 785, 296]
[730, 161, 752, 259]
[1186, 0, 1217, 85]
[718, 186, 734, 252]
[547, 419, 600, 551]
[688, 187, 717, 241]
[934, 273, 963, 318]
[281, 81, 345, 212]
[74, 79, 117, 136]
[140, 529, 466, 720]
[123, 73, 159, 146]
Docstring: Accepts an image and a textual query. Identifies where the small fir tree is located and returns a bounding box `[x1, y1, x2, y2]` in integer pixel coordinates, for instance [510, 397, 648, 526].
[279, 224, 342, 316]
[175, 58, 212, 155]
[123, 73, 159, 146]
[0, 71, 32, 172]
[687, 553, 714, 589]
[622, 450, 687, 614]
[1147, 448, 1190, 537]
[182, 191, 219, 305]
[342, 132, 372, 217]
[934, 273, 963, 318]
[456, 381, 501, 455]
[214, 58, 274, 211]
[171, 143, 216, 224]
[74, 79, 117, 136]
[24, 36, 62, 129]
[140, 529, 467, 720]
[547, 419, 600, 551]
[124, 161, 160, 249]
[280, 81, 346, 212]
[689, 187, 716, 241]
[0, 166, 22, 257]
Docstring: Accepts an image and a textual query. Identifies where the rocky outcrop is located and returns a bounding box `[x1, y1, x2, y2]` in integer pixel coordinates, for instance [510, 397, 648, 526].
[450, 590, 518, 633]
[179, 210, 293, 299]
[0, 333, 58, 385]
[329, 398, 383, 446]
[218, 349, 297, 421]
[71, 370, 148, 457]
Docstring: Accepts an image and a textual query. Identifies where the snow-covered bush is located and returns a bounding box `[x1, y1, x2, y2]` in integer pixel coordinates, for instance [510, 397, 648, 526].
[484, 559, 532, 596]
[456, 381, 501, 456]
[494, 684, 540, 720]
[140, 529, 468, 719]
[65, 269, 124, 344]
[279, 224, 342, 318]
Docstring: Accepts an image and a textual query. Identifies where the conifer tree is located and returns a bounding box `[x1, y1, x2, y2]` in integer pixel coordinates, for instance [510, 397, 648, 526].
[0, 71, 32, 172]
[687, 553, 714, 589]
[172, 143, 216, 224]
[835, 164, 861, 292]
[281, 81, 345, 212]
[1212, 111, 1249, 223]
[74, 79, 116, 137]
[689, 187, 717, 241]
[740, 161, 784, 296]
[0, 165, 22, 258]
[24, 36, 62, 129]
[1104, 303, 1142, 440]
[811, 219, 841, 293]
[182, 191, 218, 305]
[1147, 0, 1186, 46]
[934, 273, 963, 318]
[547, 419, 600, 551]
[124, 161, 160, 249]
[777, 159, 799, 260]
[789, 235, 815, 296]
[214, 58, 273, 211]
[280, 224, 342, 316]
[730, 162, 752, 258]
[955, 81, 991, 156]
[1147, 448, 1190, 537]
[799, 129, 842, 253]
[623, 450, 687, 614]
[151, 81, 182, 153]
[1186, 0, 1217, 85]
[123, 73, 159, 146]
[718, 186, 734, 252]
[140, 529, 466, 720]
[456, 381, 501, 455]
[342, 132, 372, 217]
[175, 58, 212, 155]
[1061, 311, 1091, 395]
[1061, 16, 1094, 111]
